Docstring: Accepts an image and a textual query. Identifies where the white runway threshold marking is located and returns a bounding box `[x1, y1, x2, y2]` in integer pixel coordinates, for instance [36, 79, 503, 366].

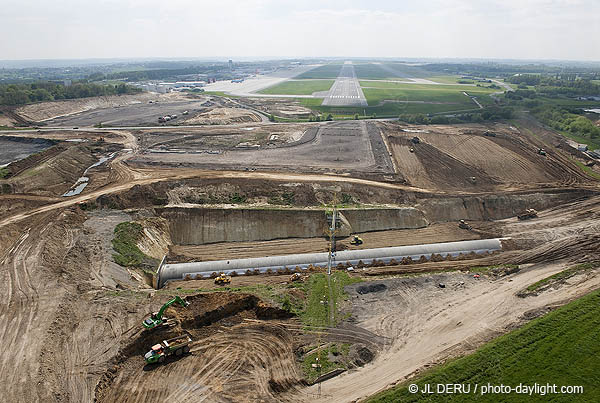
[322, 62, 368, 107]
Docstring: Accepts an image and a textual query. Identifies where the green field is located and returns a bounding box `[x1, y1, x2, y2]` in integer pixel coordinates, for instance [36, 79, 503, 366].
[296, 64, 343, 79]
[352, 63, 396, 79]
[258, 79, 334, 95]
[368, 288, 600, 402]
[427, 75, 471, 84]
[359, 81, 497, 111]
[376, 63, 435, 78]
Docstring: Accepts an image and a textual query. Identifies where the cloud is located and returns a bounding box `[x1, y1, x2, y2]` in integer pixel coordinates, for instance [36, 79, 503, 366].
[0, 0, 598, 60]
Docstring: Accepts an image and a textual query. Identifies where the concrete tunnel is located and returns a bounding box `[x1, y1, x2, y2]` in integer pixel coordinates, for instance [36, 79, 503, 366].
[156, 238, 506, 288]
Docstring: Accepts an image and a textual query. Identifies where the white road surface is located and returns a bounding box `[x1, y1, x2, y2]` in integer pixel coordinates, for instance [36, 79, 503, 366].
[203, 65, 319, 98]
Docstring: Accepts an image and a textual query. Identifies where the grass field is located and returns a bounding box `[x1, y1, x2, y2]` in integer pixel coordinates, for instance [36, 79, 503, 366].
[296, 64, 343, 79]
[359, 81, 497, 110]
[427, 75, 470, 84]
[258, 79, 334, 95]
[352, 63, 396, 79]
[376, 63, 435, 78]
[368, 288, 600, 402]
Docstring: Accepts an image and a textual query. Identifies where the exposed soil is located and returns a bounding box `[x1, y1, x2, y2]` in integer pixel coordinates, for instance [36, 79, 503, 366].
[312, 264, 600, 402]
[382, 121, 592, 191]
[168, 223, 482, 263]
[94, 293, 304, 403]
[186, 107, 262, 125]
[0, 106, 599, 403]
[15, 93, 185, 123]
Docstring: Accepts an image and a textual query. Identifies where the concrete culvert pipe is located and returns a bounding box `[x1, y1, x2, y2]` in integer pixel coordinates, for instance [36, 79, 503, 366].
[157, 238, 506, 288]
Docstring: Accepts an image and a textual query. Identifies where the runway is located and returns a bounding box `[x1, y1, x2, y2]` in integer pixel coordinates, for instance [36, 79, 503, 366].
[322, 61, 368, 107]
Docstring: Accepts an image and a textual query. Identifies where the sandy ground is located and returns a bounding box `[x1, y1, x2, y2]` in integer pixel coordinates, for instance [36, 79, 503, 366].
[309, 263, 600, 402]
[134, 121, 391, 173]
[0, 108, 599, 403]
[185, 107, 262, 125]
[15, 93, 186, 122]
[0, 114, 16, 126]
[382, 122, 590, 191]
[168, 223, 482, 263]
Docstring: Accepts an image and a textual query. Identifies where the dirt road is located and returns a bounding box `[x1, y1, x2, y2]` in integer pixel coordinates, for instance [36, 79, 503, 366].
[310, 263, 600, 402]
[0, 165, 433, 228]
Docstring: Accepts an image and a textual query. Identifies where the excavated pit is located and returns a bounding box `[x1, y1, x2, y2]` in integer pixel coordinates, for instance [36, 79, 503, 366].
[95, 292, 302, 403]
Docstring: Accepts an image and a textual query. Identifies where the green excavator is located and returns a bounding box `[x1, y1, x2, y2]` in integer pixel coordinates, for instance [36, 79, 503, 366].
[143, 296, 189, 330]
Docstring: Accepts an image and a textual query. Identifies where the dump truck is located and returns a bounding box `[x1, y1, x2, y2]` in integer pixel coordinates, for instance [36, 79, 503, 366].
[350, 235, 363, 245]
[214, 273, 231, 285]
[144, 334, 192, 364]
[518, 209, 538, 220]
[143, 296, 189, 330]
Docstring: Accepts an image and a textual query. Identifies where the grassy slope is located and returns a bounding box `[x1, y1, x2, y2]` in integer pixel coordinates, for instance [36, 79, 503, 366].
[112, 222, 154, 267]
[368, 289, 600, 402]
[258, 80, 334, 95]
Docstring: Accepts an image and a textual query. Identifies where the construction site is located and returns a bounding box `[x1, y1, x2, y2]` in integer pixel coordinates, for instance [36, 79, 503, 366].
[1, 83, 600, 403]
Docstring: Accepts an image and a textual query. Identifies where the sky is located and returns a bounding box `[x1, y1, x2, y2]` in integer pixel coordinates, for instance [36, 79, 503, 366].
[1, 0, 599, 61]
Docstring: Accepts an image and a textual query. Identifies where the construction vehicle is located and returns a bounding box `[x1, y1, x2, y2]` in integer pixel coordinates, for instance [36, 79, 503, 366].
[411, 136, 420, 144]
[182, 110, 189, 115]
[289, 273, 303, 282]
[214, 273, 231, 285]
[144, 334, 192, 364]
[409, 147, 415, 153]
[458, 220, 472, 230]
[518, 208, 538, 220]
[538, 148, 547, 156]
[143, 296, 189, 330]
[158, 116, 165, 123]
[350, 235, 364, 246]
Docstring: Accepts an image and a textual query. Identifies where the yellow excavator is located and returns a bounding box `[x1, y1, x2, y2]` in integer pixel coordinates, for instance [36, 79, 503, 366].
[214, 273, 232, 285]
[350, 235, 364, 246]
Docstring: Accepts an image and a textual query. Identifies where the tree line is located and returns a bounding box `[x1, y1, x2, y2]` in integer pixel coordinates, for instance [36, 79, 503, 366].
[0, 81, 142, 105]
[533, 106, 599, 141]
[399, 106, 514, 125]
[508, 75, 600, 97]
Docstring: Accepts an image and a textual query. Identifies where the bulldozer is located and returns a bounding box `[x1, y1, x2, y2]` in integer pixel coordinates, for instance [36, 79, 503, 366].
[350, 235, 364, 246]
[143, 296, 189, 330]
[458, 220, 472, 230]
[214, 273, 232, 285]
[518, 209, 538, 220]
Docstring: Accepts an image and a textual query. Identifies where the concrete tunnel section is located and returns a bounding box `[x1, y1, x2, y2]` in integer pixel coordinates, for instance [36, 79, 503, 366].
[157, 238, 506, 288]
